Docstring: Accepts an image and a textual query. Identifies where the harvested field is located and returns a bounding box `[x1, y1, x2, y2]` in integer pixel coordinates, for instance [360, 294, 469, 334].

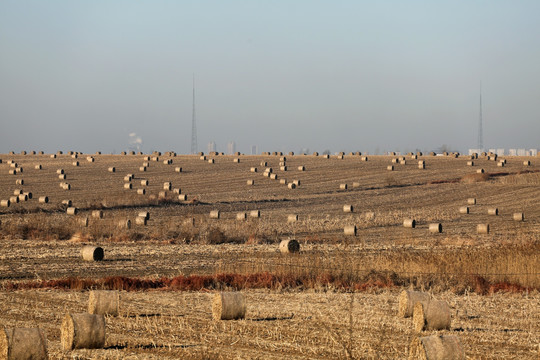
[0, 153, 539, 359]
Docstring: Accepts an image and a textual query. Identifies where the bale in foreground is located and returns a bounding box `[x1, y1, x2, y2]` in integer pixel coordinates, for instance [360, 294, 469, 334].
[88, 290, 119, 316]
[279, 239, 300, 253]
[408, 334, 465, 360]
[61, 313, 106, 350]
[212, 292, 246, 320]
[81, 246, 104, 261]
[398, 290, 430, 318]
[412, 299, 451, 332]
[0, 327, 48, 360]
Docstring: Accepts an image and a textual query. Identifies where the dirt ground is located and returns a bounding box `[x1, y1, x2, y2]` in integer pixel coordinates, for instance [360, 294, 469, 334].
[0, 152, 539, 358]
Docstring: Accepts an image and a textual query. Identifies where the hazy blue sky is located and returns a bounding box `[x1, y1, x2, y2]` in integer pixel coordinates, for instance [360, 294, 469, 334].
[1, 1, 539, 154]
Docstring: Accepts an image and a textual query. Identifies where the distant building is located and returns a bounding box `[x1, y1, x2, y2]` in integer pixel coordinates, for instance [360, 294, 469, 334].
[530, 149, 538, 156]
[509, 149, 517, 156]
[496, 149, 505, 156]
[227, 141, 236, 155]
[251, 145, 258, 155]
[468, 149, 483, 155]
[207, 141, 216, 154]
[517, 149, 527, 156]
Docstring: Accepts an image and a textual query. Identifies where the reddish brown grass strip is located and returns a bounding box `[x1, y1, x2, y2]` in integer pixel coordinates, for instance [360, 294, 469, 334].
[2, 272, 532, 294]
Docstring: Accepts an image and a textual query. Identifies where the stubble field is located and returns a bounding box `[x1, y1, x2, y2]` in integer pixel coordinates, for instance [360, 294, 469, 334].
[0, 151, 539, 359]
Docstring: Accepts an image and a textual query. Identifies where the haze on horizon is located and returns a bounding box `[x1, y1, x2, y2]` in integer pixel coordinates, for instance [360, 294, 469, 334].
[1, 1, 539, 155]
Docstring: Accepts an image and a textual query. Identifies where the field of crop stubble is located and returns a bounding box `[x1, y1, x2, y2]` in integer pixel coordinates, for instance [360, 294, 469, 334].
[0, 151, 539, 359]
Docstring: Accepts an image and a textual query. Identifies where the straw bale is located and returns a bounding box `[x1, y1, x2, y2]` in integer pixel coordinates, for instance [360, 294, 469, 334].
[38, 196, 49, 204]
[0, 200, 10, 207]
[66, 207, 78, 215]
[178, 194, 187, 201]
[210, 210, 220, 219]
[88, 290, 119, 316]
[212, 292, 246, 320]
[429, 223, 442, 233]
[459, 206, 469, 214]
[9, 196, 19, 204]
[398, 290, 430, 318]
[249, 210, 260, 218]
[477, 224, 489, 234]
[137, 189, 146, 195]
[247, 179, 254, 185]
[175, 167, 183, 172]
[135, 216, 147, 225]
[403, 219, 416, 228]
[250, 167, 257, 173]
[340, 184, 348, 190]
[288, 183, 296, 189]
[412, 299, 451, 332]
[0, 327, 48, 360]
[81, 246, 104, 261]
[487, 208, 498, 216]
[124, 183, 132, 190]
[408, 335, 465, 360]
[236, 212, 247, 220]
[287, 214, 298, 223]
[467, 198, 476, 205]
[35, 165, 43, 170]
[344, 225, 357, 235]
[513, 212, 524, 221]
[279, 239, 300, 253]
[92, 210, 103, 219]
[118, 219, 131, 229]
[387, 165, 394, 171]
[343, 205, 353, 213]
[61, 313, 105, 350]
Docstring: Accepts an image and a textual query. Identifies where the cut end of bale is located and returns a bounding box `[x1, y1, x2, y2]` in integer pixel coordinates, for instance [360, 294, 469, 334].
[61, 313, 106, 350]
[409, 335, 465, 360]
[279, 239, 300, 253]
[398, 290, 430, 318]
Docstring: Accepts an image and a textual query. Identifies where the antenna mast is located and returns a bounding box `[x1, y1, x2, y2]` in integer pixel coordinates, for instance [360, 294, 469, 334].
[478, 82, 483, 150]
[191, 75, 198, 154]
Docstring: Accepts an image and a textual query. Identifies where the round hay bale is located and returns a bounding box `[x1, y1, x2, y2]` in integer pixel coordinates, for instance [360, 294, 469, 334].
[7, 170, 15, 175]
[138, 212, 149, 220]
[459, 206, 469, 214]
[66, 207, 78, 215]
[210, 210, 220, 219]
[412, 299, 451, 332]
[0, 200, 10, 207]
[15, 178, 23, 186]
[497, 162, 504, 167]
[0, 327, 48, 360]
[200, 155, 206, 160]
[249, 210, 260, 218]
[280, 179, 287, 185]
[337, 155, 344, 159]
[140, 180, 149, 186]
[467, 161, 474, 166]
[158, 191, 167, 199]
[123, 183, 132, 190]
[38, 196, 49, 204]
[233, 158, 240, 163]
[403, 219, 416, 228]
[57, 169, 64, 174]
[391, 158, 398, 164]
[139, 166, 146, 172]
[72, 161, 79, 167]
[35, 164, 42, 169]
[61, 313, 105, 350]
[293, 180, 301, 186]
[10, 163, 17, 168]
[287, 214, 298, 223]
[135, 216, 147, 225]
[400, 160, 406, 165]
[279, 239, 300, 253]
[62, 183, 71, 190]
[352, 182, 360, 188]
[280, 156, 287, 162]
[92, 210, 103, 219]
[178, 194, 187, 201]
[50, 154, 56, 158]
[270, 173, 278, 180]
[361, 156, 368, 161]
[340, 184, 348, 190]
[13, 190, 23, 195]
[58, 174, 66, 180]
[265, 167, 273, 173]
[287, 183, 296, 189]
[62, 199, 72, 206]
[88, 290, 119, 316]
[343, 205, 353, 213]
[118, 219, 131, 229]
[87, 157, 94, 162]
[513, 212, 524, 221]
[208, 159, 214, 164]
[173, 188, 181, 194]
[467, 198, 476, 205]
[398, 290, 430, 318]
[387, 165, 394, 171]
[143, 162, 150, 167]
[250, 167, 257, 173]
[409, 334, 465, 360]
[298, 166, 305, 171]
[411, 154, 418, 159]
[477, 224, 489, 234]
[81, 246, 104, 261]
[246, 179, 254, 185]
[428, 223, 442, 233]
[476, 168, 485, 174]
[137, 189, 146, 195]
[323, 154, 330, 159]
[163, 182, 172, 190]
[108, 167, 115, 173]
[260, 161, 267, 166]
[18, 194, 28, 202]
[344, 225, 357, 236]
[487, 208, 498, 216]
[236, 212, 247, 220]
[9, 196, 19, 204]
[175, 167, 183, 173]
[212, 292, 246, 320]
[523, 160, 531, 166]
[24, 191, 33, 200]
[280, 166, 287, 171]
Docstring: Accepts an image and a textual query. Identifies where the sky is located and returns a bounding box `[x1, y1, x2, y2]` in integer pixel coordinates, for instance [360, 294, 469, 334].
[1, 1, 539, 155]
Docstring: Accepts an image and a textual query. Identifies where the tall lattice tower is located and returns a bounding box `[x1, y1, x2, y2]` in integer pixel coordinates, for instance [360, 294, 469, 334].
[191, 75, 198, 154]
[478, 83, 483, 150]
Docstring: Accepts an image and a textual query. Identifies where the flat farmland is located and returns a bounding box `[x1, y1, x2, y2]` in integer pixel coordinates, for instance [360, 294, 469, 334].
[0, 152, 539, 359]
